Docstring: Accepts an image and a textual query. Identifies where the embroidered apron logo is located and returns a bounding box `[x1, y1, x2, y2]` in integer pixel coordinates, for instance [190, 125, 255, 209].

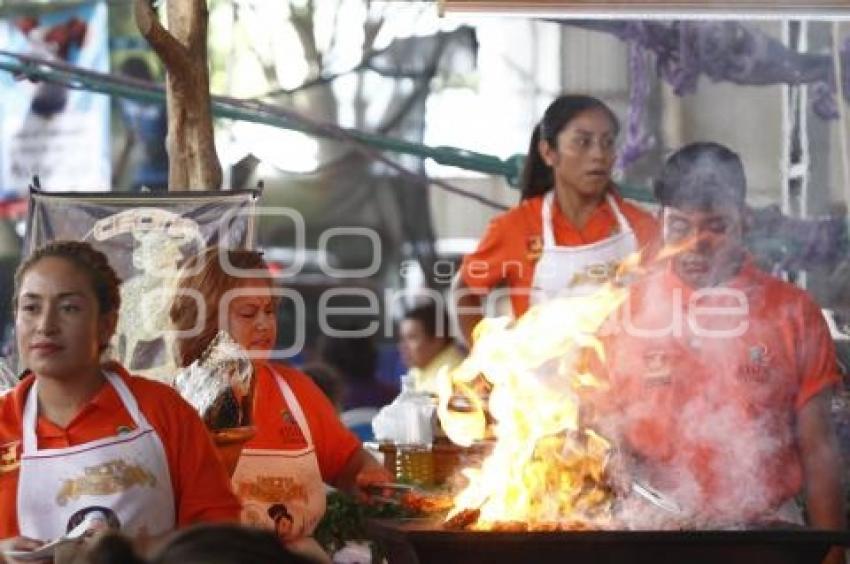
[643, 349, 673, 386]
[739, 344, 771, 382]
[236, 475, 308, 504]
[0, 441, 21, 473]
[526, 235, 543, 262]
[567, 260, 621, 288]
[56, 459, 157, 506]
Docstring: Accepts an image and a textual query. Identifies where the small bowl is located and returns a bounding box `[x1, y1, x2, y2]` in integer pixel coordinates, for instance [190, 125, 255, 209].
[212, 426, 256, 477]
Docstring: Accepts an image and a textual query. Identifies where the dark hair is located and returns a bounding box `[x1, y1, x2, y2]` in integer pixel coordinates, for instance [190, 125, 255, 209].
[152, 524, 311, 564]
[403, 301, 451, 341]
[120, 56, 154, 81]
[653, 142, 747, 210]
[80, 526, 312, 564]
[520, 95, 620, 200]
[14, 241, 122, 316]
[81, 532, 146, 564]
[170, 247, 273, 367]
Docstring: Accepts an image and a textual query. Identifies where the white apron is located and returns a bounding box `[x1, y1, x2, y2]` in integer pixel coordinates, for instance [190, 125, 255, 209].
[530, 191, 639, 305]
[17, 371, 176, 540]
[232, 367, 329, 563]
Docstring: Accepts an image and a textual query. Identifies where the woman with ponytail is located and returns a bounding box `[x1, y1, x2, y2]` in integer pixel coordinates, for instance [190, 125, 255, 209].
[454, 95, 658, 345]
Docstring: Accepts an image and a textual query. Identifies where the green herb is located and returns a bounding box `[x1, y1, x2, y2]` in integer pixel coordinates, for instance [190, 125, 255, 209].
[314, 490, 417, 561]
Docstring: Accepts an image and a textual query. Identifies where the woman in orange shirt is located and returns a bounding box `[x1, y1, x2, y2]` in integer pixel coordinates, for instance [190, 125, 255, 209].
[0, 241, 239, 560]
[454, 95, 658, 345]
[170, 247, 391, 563]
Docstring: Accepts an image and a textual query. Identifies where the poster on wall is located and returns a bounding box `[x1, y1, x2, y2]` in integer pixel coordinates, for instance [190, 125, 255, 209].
[0, 1, 109, 197]
[23, 189, 260, 382]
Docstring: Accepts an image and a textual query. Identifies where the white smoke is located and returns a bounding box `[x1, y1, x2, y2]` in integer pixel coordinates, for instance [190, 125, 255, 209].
[601, 267, 805, 529]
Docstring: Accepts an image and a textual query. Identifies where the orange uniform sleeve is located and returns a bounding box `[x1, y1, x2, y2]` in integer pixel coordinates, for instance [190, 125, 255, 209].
[141, 382, 242, 526]
[0, 389, 22, 539]
[460, 210, 530, 293]
[285, 369, 361, 484]
[794, 298, 841, 409]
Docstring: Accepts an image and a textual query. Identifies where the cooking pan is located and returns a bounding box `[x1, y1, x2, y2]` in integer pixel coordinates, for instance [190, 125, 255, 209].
[367, 518, 850, 564]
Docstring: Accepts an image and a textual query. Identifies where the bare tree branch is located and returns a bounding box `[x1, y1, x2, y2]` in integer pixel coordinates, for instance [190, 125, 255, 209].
[362, 0, 384, 54]
[289, 0, 322, 78]
[242, 3, 280, 90]
[135, 0, 222, 190]
[134, 0, 190, 75]
[324, 0, 343, 58]
[185, 0, 209, 50]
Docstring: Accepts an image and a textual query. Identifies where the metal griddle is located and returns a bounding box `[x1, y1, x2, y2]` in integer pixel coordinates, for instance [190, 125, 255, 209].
[367, 518, 850, 564]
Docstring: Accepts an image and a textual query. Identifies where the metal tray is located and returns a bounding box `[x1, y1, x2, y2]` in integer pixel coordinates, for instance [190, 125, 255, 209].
[367, 519, 850, 564]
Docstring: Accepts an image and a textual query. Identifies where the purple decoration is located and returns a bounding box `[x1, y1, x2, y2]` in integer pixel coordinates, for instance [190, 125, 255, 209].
[566, 20, 850, 121]
[748, 204, 848, 270]
[811, 81, 839, 120]
[616, 43, 656, 172]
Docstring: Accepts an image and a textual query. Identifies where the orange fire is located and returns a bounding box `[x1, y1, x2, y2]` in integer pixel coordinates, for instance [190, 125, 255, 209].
[438, 280, 631, 530]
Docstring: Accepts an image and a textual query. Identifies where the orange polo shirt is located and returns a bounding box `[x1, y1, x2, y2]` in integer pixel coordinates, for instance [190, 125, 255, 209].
[0, 363, 241, 539]
[247, 363, 360, 484]
[603, 259, 839, 520]
[460, 190, 658, 317]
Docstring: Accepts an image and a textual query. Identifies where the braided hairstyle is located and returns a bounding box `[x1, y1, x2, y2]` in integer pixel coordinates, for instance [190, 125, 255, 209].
[14, 240, 122, 316]
[14, 241, 122, 352]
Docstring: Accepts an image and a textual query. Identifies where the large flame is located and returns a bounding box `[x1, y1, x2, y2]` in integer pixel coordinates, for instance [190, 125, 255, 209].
[438, 280, 631, 530]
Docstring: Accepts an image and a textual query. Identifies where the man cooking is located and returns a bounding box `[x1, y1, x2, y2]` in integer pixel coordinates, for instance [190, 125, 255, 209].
[601, 142, 845, 558]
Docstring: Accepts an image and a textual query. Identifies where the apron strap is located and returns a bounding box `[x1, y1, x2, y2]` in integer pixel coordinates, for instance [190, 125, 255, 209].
[541, 191, 634, 250]
[104, 371, 151, 429]
[605, 193, 634, 235]
[22, 371, 150, 454]
[21, 382, 38, 454]
[541, 191, 556, 248]
[269, 366, 315, 448]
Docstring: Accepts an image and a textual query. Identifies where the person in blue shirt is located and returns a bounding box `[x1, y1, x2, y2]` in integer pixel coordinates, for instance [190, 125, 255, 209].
[116, 56, 168, 192]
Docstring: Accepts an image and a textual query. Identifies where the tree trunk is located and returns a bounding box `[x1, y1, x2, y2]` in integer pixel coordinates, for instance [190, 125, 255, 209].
[135, 0, 222, 191]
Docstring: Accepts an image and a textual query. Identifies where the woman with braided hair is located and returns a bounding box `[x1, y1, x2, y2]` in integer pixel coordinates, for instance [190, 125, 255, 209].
[0, 241, 239, 561]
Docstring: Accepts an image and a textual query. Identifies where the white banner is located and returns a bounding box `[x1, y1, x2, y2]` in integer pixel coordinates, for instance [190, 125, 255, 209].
[0, 2, 109, 196]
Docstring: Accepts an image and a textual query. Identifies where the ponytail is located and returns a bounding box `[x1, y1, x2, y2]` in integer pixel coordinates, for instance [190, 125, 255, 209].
[519, 124, 554, 200]
[519, 95, 619, 201]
